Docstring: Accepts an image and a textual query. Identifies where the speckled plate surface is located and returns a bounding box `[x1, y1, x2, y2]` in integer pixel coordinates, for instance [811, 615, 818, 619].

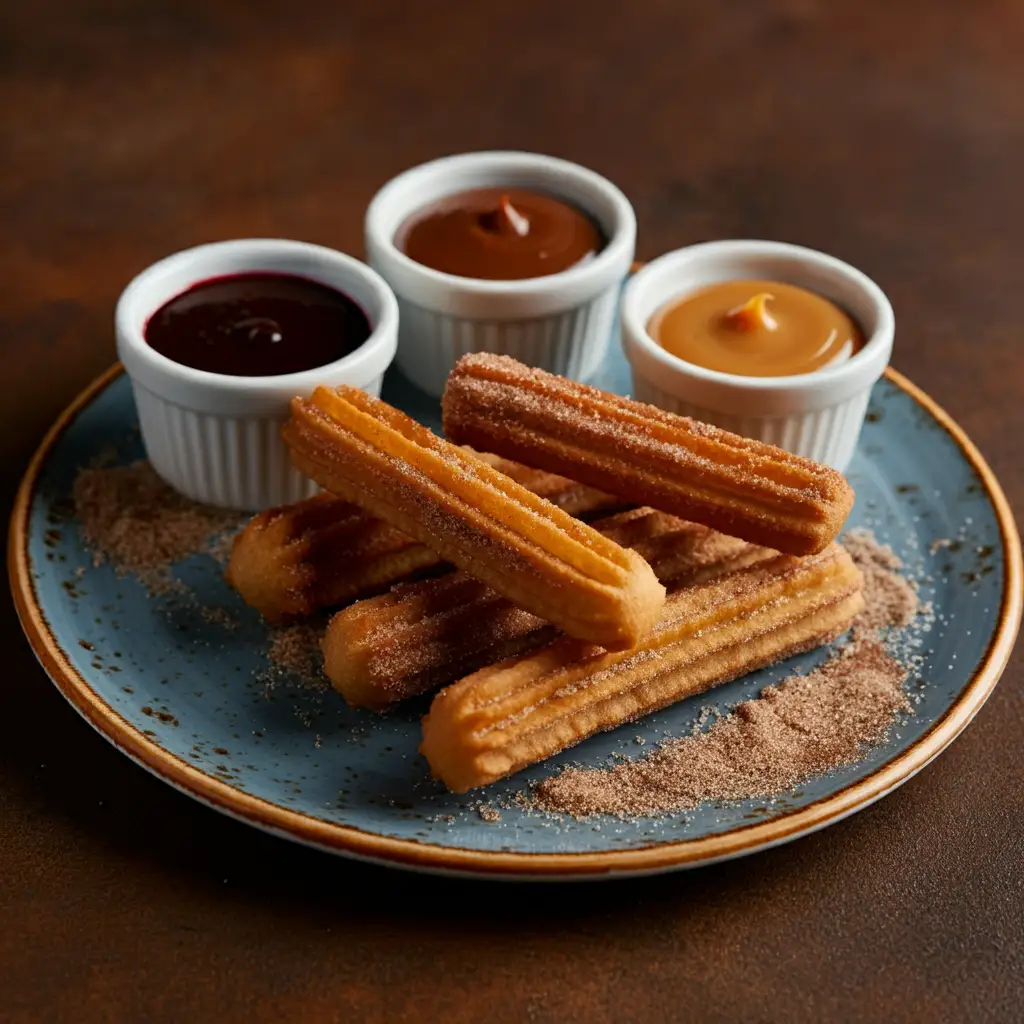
[9, 348, 1022, 879]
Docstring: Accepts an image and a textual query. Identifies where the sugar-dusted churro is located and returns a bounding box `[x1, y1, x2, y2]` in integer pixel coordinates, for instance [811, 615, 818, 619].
[282, 386, 665, 650]
[226, 452, 618, 623]
[323, 507, 773, 711]
[323, 572, 556, 712]
[226, 493, 433, 623]
[420, 543, 864, 792]
[441, 353, 855, 556]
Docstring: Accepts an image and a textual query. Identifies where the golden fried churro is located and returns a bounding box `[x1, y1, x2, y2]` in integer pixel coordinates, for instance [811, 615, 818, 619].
[323, 572, 557, 712]
[226, 493, 434, 623]
[226, 452, 618, 622]
[283, 387, 665, 649]
[323, 507, 773, 711]
[420, 543, 863, 792]
[441, 353, 855, 555]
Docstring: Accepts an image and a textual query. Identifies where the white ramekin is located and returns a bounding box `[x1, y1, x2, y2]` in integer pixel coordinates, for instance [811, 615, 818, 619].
[365, 151, 636, 397]
[116, 239, 398, 510]
[622, 240, 895, 471]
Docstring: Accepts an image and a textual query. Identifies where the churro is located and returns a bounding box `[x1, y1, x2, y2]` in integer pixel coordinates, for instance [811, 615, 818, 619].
[282, 386, 665, 649]
[420, 543, 863, 792]
[442, 353, 855, 555]
[323, 508, 773, 711]
[226, 453, 618, 622]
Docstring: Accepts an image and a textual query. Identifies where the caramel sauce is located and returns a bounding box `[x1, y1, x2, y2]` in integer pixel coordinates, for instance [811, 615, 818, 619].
[648, 279, 863, 377]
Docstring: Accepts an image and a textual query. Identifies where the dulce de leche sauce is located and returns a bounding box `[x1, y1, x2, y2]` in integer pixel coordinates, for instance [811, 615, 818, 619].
[397, 188, 604, 280]
[648, 279, 863, 377]
[145, 273, 371, 377]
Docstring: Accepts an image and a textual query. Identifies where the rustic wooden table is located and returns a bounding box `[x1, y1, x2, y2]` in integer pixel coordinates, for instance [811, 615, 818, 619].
[3, 2, 1022, 1020]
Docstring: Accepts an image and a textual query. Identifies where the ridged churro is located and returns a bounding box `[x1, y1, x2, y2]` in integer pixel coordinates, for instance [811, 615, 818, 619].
[226, 452, 618, 622]
[420, 543, 864, 792]
[323, 508, 773, 711]
[442, 353, 855, 555]
[282, 386, 665, 650]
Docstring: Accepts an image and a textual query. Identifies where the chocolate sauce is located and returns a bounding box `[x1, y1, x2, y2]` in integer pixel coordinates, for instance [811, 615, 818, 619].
[397, 188, 604, 280]
[145, 273, 371, 376]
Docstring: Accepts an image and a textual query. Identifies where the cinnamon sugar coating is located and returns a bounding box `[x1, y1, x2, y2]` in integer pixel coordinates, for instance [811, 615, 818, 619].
[442, 353, 854, 556]
[282, 386, 665, 650]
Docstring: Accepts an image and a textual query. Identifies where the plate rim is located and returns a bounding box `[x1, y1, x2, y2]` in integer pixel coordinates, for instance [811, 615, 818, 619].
[8, 363, 1023, 879]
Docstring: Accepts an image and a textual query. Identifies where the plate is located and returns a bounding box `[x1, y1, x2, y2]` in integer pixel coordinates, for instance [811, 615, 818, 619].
[9, 350, 1022, 879]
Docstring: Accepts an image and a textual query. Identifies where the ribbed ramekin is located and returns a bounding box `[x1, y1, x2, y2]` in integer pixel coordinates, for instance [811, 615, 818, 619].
[622, 240, 895, 470]
[365, 151, 636, 398]
[116, 239, 398, 510]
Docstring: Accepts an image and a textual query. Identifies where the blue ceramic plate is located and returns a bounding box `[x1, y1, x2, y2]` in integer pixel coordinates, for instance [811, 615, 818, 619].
[10, 350, 1022, 879]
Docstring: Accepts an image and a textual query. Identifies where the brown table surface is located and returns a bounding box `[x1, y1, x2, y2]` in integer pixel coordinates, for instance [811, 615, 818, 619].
[3, 1, 1023, 1020]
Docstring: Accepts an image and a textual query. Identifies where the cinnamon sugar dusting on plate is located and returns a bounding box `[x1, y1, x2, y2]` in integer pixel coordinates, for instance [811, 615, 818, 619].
[476, 802, 501, 823]
[529, 528, 923, 820]
[261, 622, 328, 693]
[531, 638, 908, 818]
[73, 460, 243, 593]
[843, 527, 919, 632]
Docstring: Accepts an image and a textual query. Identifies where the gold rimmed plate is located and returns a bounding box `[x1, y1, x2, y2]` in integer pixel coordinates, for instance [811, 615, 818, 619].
[9, 352, 1021, 879]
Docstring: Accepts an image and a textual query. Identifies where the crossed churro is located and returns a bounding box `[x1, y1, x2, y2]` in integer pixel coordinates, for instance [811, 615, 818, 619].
[226, 452, 619, 622]
[282, 386, 665, 650]
[442, 353, 855, 556]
